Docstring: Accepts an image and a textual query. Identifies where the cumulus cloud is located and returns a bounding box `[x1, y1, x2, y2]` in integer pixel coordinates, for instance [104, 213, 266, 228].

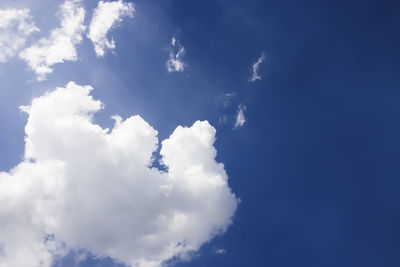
[249, 52, 265, 82]
[0, 8, 38, 62]
[87, 0, 134, 57]
[19, 0, 86, 81]
[0, 82, 238, 267]
[167, 37, 185, 72]
[234, 104, 246, 128]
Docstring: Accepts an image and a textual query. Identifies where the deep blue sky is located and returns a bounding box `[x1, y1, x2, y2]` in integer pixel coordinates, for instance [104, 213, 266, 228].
[1, 0, 400, 266]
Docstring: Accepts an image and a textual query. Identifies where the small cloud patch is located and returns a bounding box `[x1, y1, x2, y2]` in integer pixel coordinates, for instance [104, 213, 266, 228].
[167, 37, 186, 72]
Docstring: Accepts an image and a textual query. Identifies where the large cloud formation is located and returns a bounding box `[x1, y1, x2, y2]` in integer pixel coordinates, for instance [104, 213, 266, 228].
[0, 82, 238, 267]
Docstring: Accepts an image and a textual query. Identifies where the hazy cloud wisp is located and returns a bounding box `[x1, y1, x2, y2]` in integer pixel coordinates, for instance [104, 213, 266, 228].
[167, 37, 185, 72]
[0, 8, 38, 62]
[249, 52, 265, 82]
[234, 104, 246, 128]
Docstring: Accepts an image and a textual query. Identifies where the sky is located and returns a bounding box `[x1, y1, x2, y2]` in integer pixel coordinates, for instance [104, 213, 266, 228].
[0, 0, 400, 267]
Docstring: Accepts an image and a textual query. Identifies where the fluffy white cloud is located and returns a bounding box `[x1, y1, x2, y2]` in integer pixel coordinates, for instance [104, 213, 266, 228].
[0, 8, 38, 62]
[19, 0, 86, 81]
[249, 52, 265, 82]
[0, 82, 238, 267]
[234, 104, 246, 128]
[87, 0, 134, 57]
[167, 37, 185, 72]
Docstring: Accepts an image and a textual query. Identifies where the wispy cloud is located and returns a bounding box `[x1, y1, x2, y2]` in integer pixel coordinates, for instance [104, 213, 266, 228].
[0, 8, 38, 62]
[215, 248, 227, 254]
[234, 104, 246, 128]
[216, 93, 241, 127]
[249, 52, 265, 82]
[221, 92, 237, 108]
[216, 92, 237, 110]
[218, 114, 229, 124]
[87, 0, 134, 57]
[167, 37, 185, 72]
[19, 0, 86, 81]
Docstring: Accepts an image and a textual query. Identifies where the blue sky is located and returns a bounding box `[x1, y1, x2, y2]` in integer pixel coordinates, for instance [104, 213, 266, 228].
[1, 0, 400, 266]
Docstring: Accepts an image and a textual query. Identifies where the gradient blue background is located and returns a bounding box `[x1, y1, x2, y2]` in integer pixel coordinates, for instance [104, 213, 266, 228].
[1, 0, 400, 266]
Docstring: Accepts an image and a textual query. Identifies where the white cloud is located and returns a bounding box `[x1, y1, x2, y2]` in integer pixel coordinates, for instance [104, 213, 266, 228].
[234, 104, 246, 128]
[249, 52, 265, 82]
[167, 37, 185, 72]
[0, 82, 238, 267]
[215, 248, 226, 254]
[87, 0, 134, 57]
[19, 0, 86, 81]
[0, 8, 38, 62]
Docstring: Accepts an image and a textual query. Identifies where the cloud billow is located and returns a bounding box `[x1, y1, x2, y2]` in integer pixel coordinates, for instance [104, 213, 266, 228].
[0, 82, 238, 267]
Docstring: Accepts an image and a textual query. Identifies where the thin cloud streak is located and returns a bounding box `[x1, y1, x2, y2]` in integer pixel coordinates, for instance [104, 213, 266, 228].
[249, 52, 265, 82]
